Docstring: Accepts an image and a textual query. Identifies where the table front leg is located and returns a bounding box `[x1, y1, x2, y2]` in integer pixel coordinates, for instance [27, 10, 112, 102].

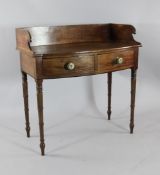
[107, 72, 112, 120]
[36, 79, 45, 155]
[130, 69, 137, 134]
[22, 71, 30, 137]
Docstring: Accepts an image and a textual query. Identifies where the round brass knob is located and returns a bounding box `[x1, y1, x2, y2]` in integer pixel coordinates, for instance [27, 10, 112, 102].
[116, 57, 124, 64]
[66, 62, 75, 70]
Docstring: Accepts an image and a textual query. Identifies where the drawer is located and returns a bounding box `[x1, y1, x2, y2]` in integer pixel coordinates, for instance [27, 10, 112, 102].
[97, 50, 135, 73]
[42, 55, 94, 78]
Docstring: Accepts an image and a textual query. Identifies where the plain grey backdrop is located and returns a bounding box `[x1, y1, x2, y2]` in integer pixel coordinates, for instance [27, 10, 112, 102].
[0, 0, 160, 175]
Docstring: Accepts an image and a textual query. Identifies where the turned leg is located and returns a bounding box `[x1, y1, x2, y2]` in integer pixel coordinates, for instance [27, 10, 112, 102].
[130, 69, 137, 134]
[107, 72, 112, 120]
[36, 79, 45, 155]
[22, 71, 30, 137]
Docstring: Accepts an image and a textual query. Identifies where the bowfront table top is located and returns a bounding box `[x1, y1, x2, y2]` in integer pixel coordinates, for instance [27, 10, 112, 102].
[16, 23, 141, 155]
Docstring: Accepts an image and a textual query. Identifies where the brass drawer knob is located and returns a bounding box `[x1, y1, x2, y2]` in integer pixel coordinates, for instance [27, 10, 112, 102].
[115, 57, 124, 64]
[65, 62, 75, 70]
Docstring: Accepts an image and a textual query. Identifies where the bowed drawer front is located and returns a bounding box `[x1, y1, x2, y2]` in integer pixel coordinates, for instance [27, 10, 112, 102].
[42, 49, 136, 78]
[42, 55, 95, 78]
[96, 49, 135, 73]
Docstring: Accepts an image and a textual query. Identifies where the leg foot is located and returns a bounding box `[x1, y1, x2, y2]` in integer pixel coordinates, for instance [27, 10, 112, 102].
[40, 143, 45, 156]
[130, 124, 134, 134]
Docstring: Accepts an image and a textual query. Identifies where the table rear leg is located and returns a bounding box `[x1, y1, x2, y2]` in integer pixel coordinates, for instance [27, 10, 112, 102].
[22, 71, 30, 137]
[130, 69, 137, 134]
[107, 72, 112, 120]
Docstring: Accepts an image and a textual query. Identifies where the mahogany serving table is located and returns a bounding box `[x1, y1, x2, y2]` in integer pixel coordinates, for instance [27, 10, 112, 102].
[16, 24, 141, 155]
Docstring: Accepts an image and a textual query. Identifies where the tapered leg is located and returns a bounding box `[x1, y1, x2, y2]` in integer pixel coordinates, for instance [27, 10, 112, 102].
[22, 71, 30, 137]
[130, 69, 137, 134]
[107, 72, 112, 120]
[36, 79, 45, 155]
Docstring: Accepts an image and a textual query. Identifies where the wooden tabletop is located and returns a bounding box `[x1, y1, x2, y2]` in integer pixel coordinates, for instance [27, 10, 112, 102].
[31, 41, 141, 56]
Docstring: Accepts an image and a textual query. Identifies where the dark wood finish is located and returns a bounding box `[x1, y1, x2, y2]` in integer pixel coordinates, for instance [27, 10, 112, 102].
[36, 79, 45, 155]
[16, 24, 141, 55]
[96, 49, 134, 73]
[20, 53, 36, 78]
[26, 25, 110, 46]
[42, 55, 94, 78]
[16, 23, 141, 155]
[22, 71, 30, 137]
[30, 42, 138, 56]
[107, 72, 112, 120]
[130, 69, 137, 134]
